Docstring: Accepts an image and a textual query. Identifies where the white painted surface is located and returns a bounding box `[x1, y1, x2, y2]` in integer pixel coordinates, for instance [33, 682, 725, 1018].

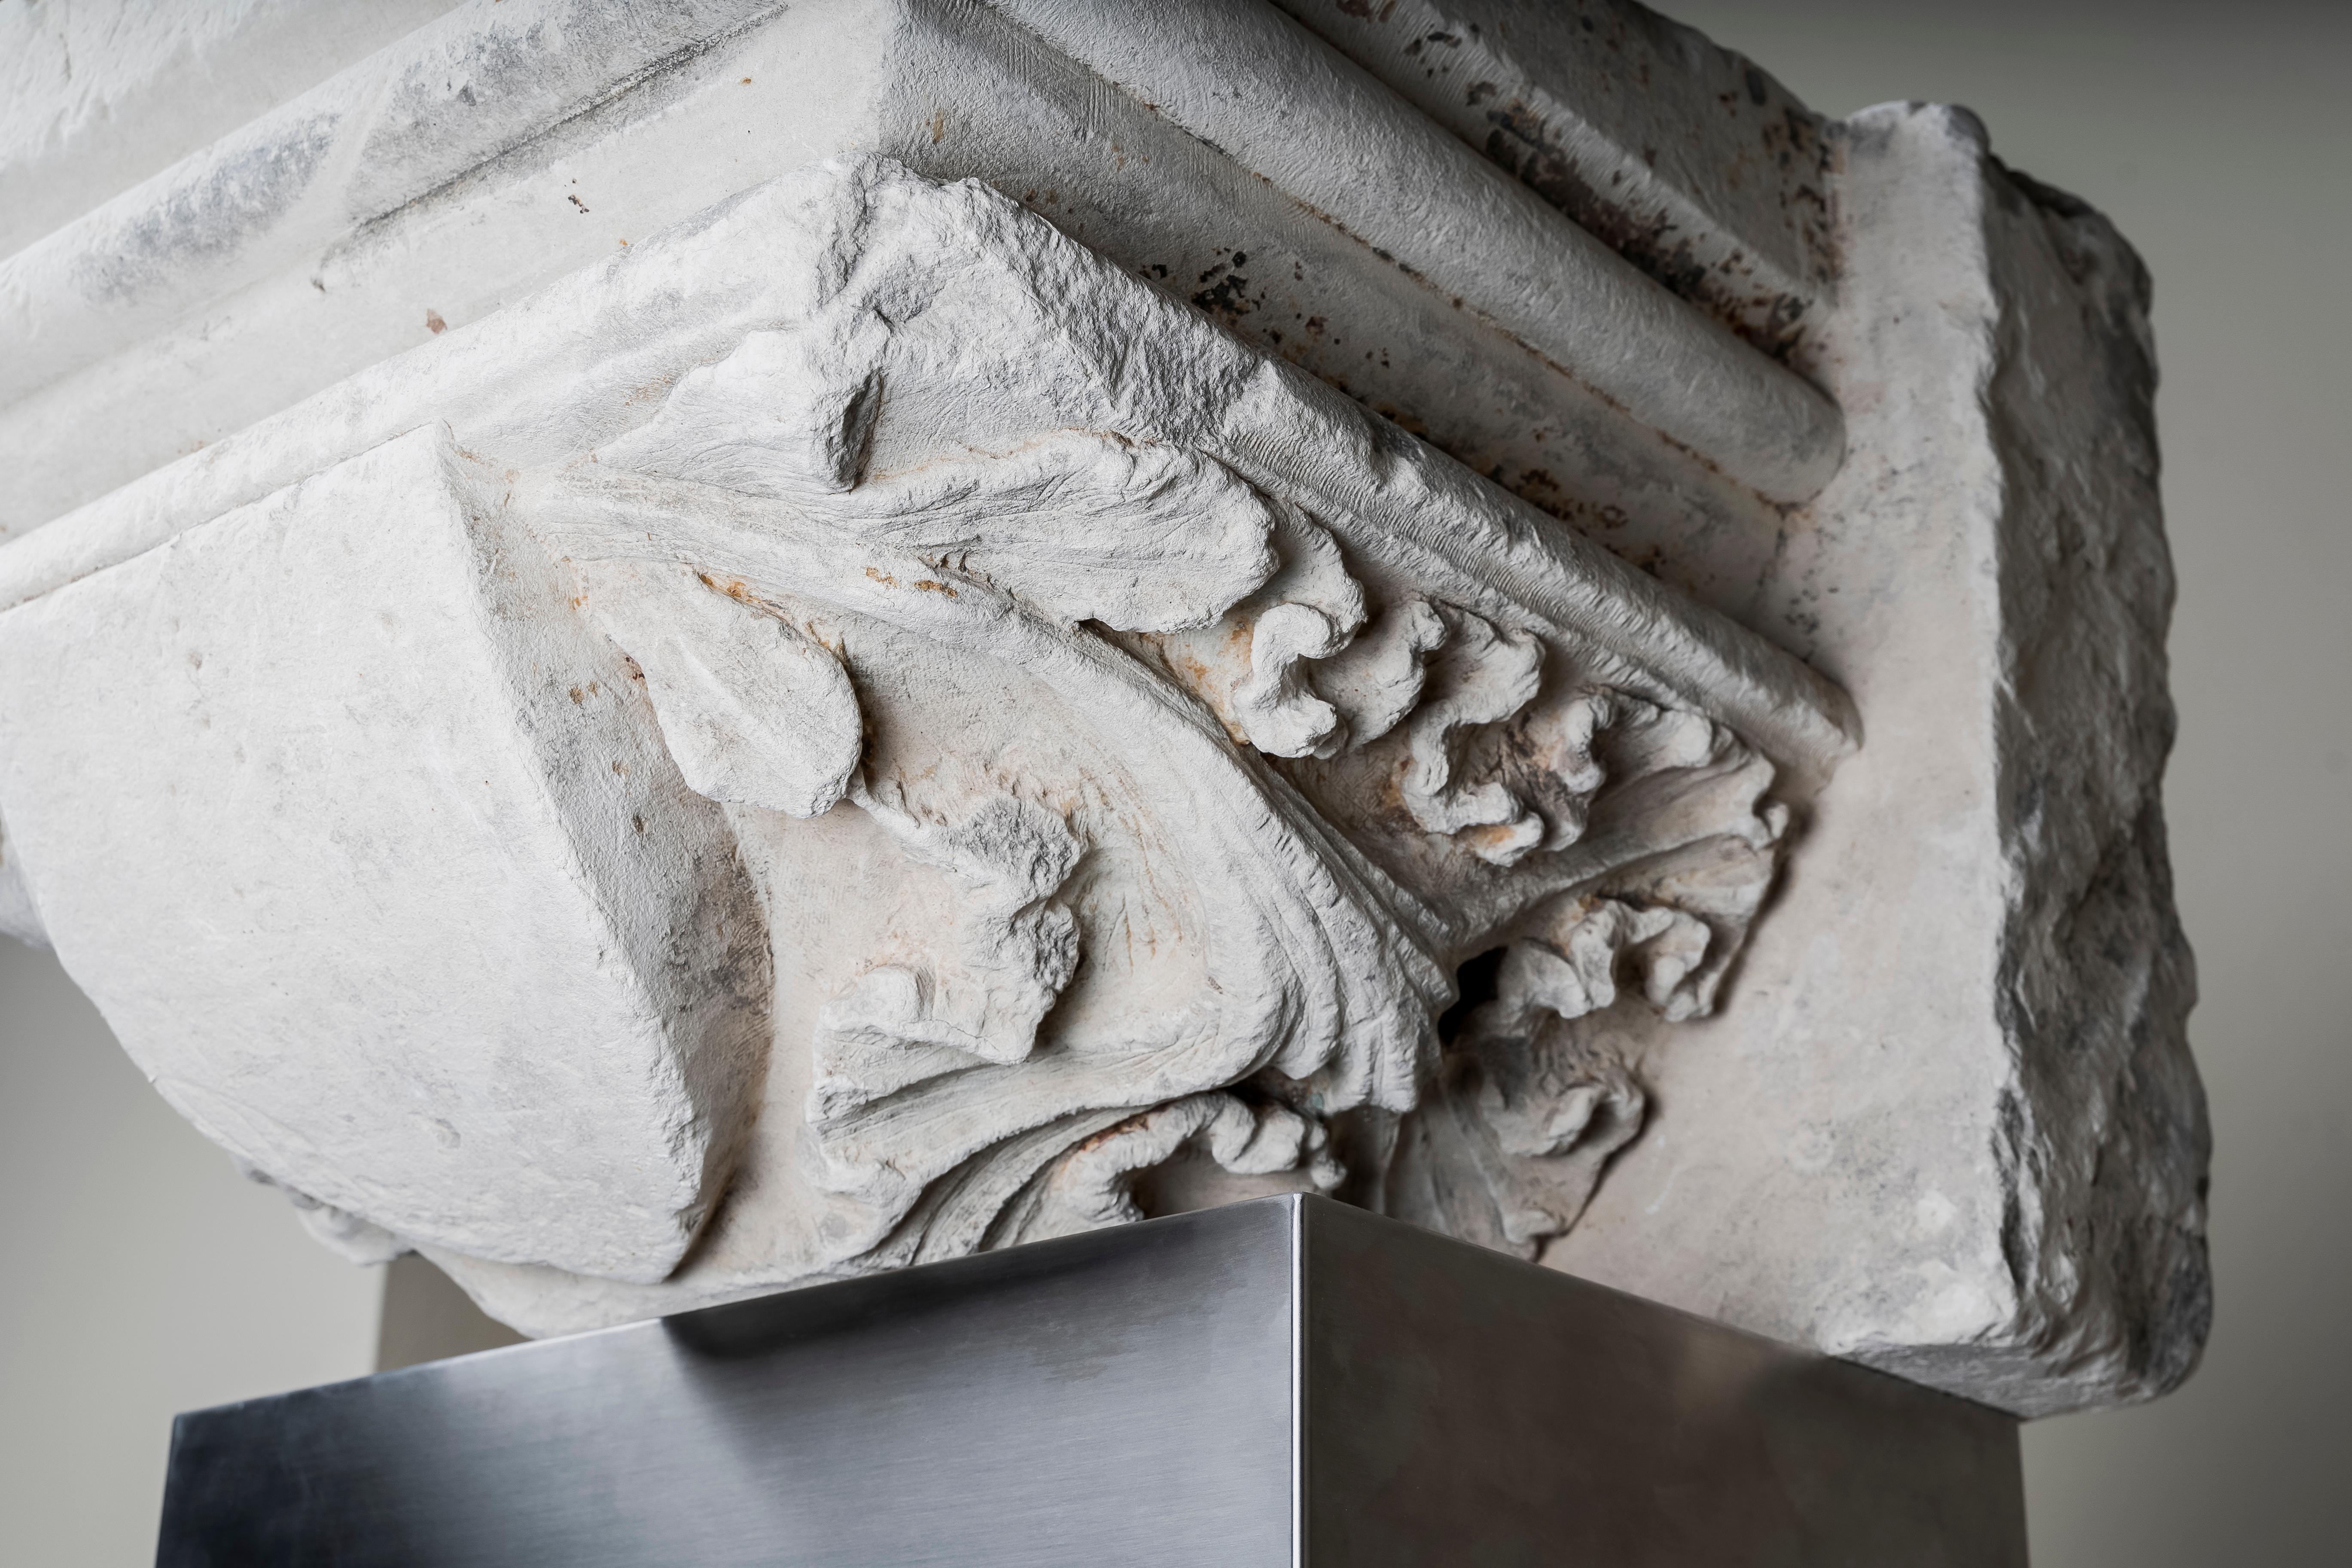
[990, 0, 1846, 501]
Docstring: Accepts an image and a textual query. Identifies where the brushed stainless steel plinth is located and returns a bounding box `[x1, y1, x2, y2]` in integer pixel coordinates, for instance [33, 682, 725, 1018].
[156, 1196, 2024, 1565]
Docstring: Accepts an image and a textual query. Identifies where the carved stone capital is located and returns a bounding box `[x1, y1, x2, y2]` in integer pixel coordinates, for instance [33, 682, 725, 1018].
[0, 158, 1849, 1331]
[0, 0, 2206, 1417]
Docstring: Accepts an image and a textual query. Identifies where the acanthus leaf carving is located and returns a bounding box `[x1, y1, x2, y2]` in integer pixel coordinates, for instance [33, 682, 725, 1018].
[1491, 900, 1719, 1032]
[521, 454, 1452, 1264]
[810, 778, 1083, 1092]
[1313, 593, 1449, 752]
[996, 1092, 1342, 1246]
[1398, 605, 1549, 865]
[13, 157, 1853, 1338]
[1381, 896, 1717, 1258]
[608, 326, 1284, 636]
[582, 559, 864, 819]
[467, 158, 1836, 1326]
[0, 0, 2206, 1415]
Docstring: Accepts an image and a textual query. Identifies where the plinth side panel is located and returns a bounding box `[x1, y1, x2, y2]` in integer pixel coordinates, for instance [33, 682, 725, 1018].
[156, 1204, 1296, 1567]
[1300, 1201, 2026, 1566]
[157, 1197, 2026, 1565]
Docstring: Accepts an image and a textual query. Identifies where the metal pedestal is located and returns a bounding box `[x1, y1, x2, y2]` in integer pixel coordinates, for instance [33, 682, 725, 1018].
[157, 1196, 2024, 1565]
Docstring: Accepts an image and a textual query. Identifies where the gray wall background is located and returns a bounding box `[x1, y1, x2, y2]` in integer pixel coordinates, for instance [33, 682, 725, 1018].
[0, 940, 380, 1567]
[2, 0, 2344, 1562]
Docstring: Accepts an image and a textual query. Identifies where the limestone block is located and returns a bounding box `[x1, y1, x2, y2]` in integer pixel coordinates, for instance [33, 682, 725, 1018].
[0, 0, 2206, 1417]
[0, 0, 1817, 597]
[0, 426, 768, 1282]
[1272, 0, 1834, 363]
[1543, 105, 2205, 1416]
[0, 153, 1850, 1344]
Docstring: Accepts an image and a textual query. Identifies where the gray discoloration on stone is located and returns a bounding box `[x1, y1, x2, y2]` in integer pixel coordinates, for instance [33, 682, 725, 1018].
[1276, 0, 1835, 366]
[0, 0, 461, 260]
[70, 109, 341, 304]
[0, 427, 772, 1282]
[989, 0, 1845, 502]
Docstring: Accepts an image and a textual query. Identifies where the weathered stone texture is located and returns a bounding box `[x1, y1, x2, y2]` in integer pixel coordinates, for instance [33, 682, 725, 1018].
[1545, 104, 2204, 1414]
[0, 2, 2205, 1417]
[0, 428, 769, 1282]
